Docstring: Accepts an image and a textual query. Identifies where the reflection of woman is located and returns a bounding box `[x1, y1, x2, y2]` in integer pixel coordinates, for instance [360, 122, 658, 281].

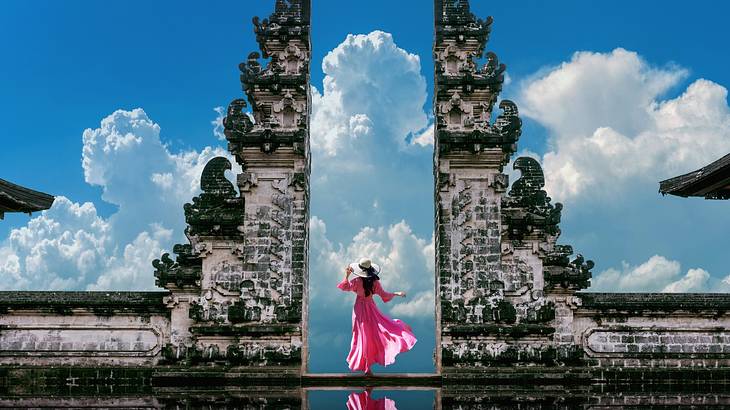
[337, 257, 417, 375]
[346, 388, 397, 410]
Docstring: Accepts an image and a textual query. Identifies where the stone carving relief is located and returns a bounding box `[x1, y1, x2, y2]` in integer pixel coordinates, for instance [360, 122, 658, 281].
[272, 91, 306, 129]
[238, 171, 259, 192]
[439, 92, 471, 129]
[544, 247, 594, 291]
[502, 157, 561, 241]
[436, 98, 522, 156]
[275, 44, 308, 75]
[436, 45, 474, 75]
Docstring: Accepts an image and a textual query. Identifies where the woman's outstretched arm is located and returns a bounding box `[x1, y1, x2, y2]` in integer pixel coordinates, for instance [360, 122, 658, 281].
[374, 280, 405, 303]
[337, 265, 354, 292]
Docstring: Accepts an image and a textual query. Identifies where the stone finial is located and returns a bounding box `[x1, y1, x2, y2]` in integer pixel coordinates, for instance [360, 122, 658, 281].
[492, 100, 522, 148]
[225, 0, 310, 157]
[436, 0, 493, 48]
[183, 157, 244, 237]
[503, 156, 563, 240]
[508, 157, 548, 206]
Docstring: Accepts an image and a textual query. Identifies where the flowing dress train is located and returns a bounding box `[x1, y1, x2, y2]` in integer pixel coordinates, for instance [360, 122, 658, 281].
[346, 389, 398, 410]
[337, 277, 417, 372]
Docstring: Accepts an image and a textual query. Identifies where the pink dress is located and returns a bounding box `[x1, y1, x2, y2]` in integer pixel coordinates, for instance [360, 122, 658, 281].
[337, 277, 417, 372]
[346, 390, 397, 410]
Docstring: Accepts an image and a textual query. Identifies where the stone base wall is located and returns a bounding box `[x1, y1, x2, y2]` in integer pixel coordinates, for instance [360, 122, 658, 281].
[572, 292, 730, 368]
[0, 292, 170, 366]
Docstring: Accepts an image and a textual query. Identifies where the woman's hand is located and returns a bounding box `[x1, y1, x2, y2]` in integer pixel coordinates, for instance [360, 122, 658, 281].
[394, 291, 406, 298]
[345, 265, 353, 278]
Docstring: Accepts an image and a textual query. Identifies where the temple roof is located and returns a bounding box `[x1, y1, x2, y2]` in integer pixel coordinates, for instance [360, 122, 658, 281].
[0, 178, 55, 219]
[659, 153, 730, 199]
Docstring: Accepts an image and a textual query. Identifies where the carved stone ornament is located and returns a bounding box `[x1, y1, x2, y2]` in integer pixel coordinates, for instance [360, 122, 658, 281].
[490, 173, 509, 192]
[152, 244, 202, 289]
[275, 44, 307, 75]
[437, 99, 522, 156]
[439, 92, 472, 129]
[183, 157, 245, 237]
[289, 172, 307, 191]
[223, 98, 254, 143]
[225, 0, 310, 157]
[436, 45, 474, 75]
[272, 91, 306, 129]
[480, 51, 506, 80]
[238, 171, 259, 192]
[541, 243, 595, 290]
[502, 156, 562, 240]
[253, 0, 310, 58]
[436, 0, 493, 47]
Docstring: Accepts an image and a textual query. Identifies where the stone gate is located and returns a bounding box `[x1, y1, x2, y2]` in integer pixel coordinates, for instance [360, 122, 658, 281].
[2, 0, 730, 385]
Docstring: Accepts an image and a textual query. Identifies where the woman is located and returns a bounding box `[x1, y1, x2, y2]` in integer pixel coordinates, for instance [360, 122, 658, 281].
[337, 257, 417, 375]
[346, 388, 397, 410]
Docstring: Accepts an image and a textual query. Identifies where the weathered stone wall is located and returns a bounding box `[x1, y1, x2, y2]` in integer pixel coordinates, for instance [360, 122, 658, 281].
[0, 292, 170, 366]
[573, 293, 730, 368]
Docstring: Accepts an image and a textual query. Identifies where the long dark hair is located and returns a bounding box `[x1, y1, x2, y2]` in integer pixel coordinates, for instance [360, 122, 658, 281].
[360, 266, 380, 296]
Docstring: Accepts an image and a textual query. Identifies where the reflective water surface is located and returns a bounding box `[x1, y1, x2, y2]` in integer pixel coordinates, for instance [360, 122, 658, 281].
[311, 389, 432, 410]
[3, 385, 730, 409]
[2, 367, 730, 409]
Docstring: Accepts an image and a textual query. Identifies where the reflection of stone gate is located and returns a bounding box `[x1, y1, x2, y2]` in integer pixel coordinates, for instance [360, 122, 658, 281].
[2, 0, 730, 385]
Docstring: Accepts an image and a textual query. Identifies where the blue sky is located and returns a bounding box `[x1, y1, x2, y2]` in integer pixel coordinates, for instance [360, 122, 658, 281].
[2, 1, 730, 372]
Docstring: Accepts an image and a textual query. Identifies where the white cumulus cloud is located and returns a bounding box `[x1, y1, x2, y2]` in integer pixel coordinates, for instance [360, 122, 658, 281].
[513, 48, 730, 294]
[590, 255, 717, 293]
[311, 30, 431, 157]
[0, 108, 238, 291]
[309, 31, 435, 245]
[662, 268, 711, 293]
[519, 48, 730, 202]
[309, 216, 434, 319]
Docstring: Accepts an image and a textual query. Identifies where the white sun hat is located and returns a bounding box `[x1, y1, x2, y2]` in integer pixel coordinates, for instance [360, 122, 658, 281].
[349, 257, 381, 278]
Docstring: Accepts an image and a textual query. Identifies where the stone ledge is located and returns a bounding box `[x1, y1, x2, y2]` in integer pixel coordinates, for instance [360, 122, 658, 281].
[153, 367, 301, 387]
[576, 292, 730, 313]
[0, 291, 170, 314]
[443, 324, 555, 338]
[441, 367, 592, 385]
[189, 324, 301, 336]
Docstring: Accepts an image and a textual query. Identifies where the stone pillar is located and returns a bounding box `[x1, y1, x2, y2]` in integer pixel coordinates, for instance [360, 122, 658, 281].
[434, 0, 522, 372]
[153, 0, 311, 374]
[433, 2, 596, 373]
[433, 0, 596, 373]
